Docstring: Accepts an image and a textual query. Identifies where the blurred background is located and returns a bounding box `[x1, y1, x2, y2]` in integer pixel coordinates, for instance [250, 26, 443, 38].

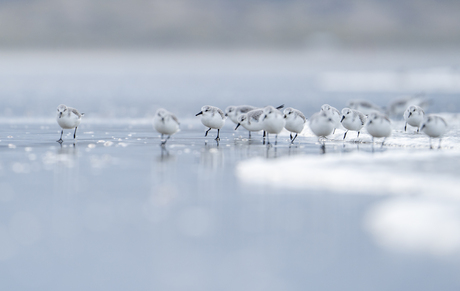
[1, 0, 460, 118]
[1, 0, 460, 49]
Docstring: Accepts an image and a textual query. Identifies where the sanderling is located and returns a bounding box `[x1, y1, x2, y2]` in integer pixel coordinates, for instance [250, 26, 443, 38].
[235, 108, 265, 139]
[261, 106, 285, 145]
[283, 107, 306, 143]
[347, 99, 383, 115]
[365, 112, 392, 146]
[387, 95, 430, 118]
[225, 105, 257, 124]
[56, 104, 84, 143]
[420, 115, 448, 149]
[403, 105, 424, 133]
[321, 104, 341, 134]
[153, 108, 180, 145]
[309, 111, 335, 142]
[196, 105, 226, 141]
[341, 108, 366, 140]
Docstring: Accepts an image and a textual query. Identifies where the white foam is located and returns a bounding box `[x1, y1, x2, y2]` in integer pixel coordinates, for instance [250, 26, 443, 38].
[364, 198, 460, 256]
[236, 150, 460, 198]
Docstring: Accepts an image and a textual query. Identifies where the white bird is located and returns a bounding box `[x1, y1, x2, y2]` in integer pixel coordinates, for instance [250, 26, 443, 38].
[309, 111, 335, 140]
[347, 99, 383, 115]
[235, 109, 265, 139]
[420, 115, 448, 149]
[225, 105, 257, 124]
[56, 104, 84, 143]
[196, 105, 226, 141]
[365, 112, 392, 146]
[403, 105, 425, 133]
[341, 108, 366, 140]
[321, 104, 341, 134]
[261, 106, 285, 145]
[283, 107, 306, 143]
[153, 108, 180, 145]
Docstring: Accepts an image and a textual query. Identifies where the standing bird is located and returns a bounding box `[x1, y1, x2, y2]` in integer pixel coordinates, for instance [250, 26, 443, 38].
[283, 107, 306, 143]
[321, 104, 341, 134]
[196, 105, 226, 141]
[225, 105, 257, 124]
[309, 111, 335, 141]
[341, 108, 366, 140]
[261, 106, 285, 145]
[56, 104, 84, 143]
[365, 112, 392, 146]
[403, 105, 425, 133]
[420, 115, 448, 149]
[153, 108, 180, 145]
[235, 109, 265, 139]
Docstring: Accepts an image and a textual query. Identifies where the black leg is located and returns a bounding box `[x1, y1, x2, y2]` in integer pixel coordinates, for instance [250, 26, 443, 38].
[161, 135, 171, 145]
[438, 138, 442, 149]
[357, 131, 360, 138]
[73, 127, 78, 139]
[248, 131, 251, 139]
[291, 133, 298, 143]
[381, 138, 386, 148]
[343, 130, 348, 140]
[404, 123, 407, 132]
[205, 128, 211, 137]
[275, 135, 278, 145]
[215, 129, 220, 141]
[333, 128, 336, 134]
[57, 130, 64, 143]
[429, 137, 433, 149]
[289, 133, 293, 141]
[161, 134, 164, 139]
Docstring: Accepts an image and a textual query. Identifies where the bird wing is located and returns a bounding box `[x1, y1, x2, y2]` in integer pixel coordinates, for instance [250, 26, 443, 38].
[358, 113, 366, 125]
[297, 111, 307, 122]
[70, 108, 82, 118]
[249, 110, 263, 122]
[171, 114, 180, 125]
[217, 108, 225, 119]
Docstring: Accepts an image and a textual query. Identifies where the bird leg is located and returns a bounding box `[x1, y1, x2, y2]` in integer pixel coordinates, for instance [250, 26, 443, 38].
[205, 128, 211, 137]
[57, 130, 64, 143]
[161, 135, 171, 145]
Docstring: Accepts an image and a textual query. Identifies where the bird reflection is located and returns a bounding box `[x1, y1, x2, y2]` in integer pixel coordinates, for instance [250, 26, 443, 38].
[156, 145, 176, 163]
[200, 144, 224, 169]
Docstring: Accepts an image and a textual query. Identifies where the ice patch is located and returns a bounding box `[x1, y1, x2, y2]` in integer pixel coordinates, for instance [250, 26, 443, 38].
[364, 198, 460, 256]
[236, 151, 460, 198]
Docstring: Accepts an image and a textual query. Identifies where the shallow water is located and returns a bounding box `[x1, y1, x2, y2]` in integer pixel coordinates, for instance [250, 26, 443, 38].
[1, 50, 460, 290]
[0, 118, 459, 291]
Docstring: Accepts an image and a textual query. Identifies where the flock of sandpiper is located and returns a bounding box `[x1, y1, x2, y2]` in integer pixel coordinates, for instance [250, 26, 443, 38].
[55, 96, 449, 149]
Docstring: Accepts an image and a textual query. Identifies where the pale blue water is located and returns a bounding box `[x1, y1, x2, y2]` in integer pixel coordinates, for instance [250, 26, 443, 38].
[1, 50, 460, 291]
